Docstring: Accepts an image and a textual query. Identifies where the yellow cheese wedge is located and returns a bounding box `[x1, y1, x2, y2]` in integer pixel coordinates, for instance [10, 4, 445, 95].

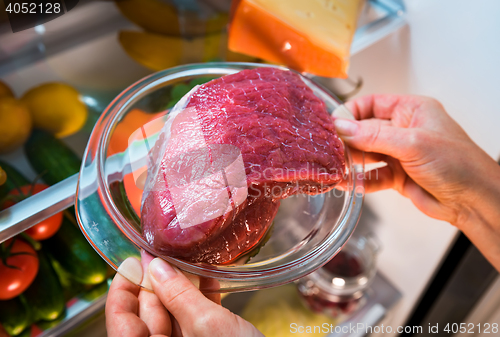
[228, 0, 363, 78]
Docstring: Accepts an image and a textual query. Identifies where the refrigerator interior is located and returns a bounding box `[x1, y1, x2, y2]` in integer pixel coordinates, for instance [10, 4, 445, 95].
[4, 0, 499, 336]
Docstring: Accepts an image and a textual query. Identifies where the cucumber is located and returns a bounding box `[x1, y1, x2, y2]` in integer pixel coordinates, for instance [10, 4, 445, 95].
[35, 308, 66, 330]
[80, 279, 110, 302]
[0, 296, 31, 336]
[24, 129, 81, 185]
[0, 160, 30, 202]
[16, 326, 32, 337]
[23, 130, 108, 285]
[48, 255, 86, 301]
[44, 214, 107, 285]
[23, 249, 65, 322]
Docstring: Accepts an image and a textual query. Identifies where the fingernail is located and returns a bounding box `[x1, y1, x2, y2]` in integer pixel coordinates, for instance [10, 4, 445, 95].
[334, 119, 358, 137]
[117, 257, 143, 285]
[149, 258, 177, 283]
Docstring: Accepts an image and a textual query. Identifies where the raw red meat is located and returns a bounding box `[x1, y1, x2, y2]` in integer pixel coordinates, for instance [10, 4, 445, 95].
[141, 67, 345, 264]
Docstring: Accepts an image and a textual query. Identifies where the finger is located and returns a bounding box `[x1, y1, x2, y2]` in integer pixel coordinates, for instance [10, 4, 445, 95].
[401, 176, 453, 222]
[361, 156, 408, 194]
[138, 287, 171, 336]
[138, 251, 172, 335]
[363, 163, 451, 221]
[345, 94, 426, 121]
[199, 277, 222, 305]
[170, 313, 184, 337]
[148, 258, 219, 329]
[348, 147, 387, 165]
[140, 250, 155, 289]
[363, 166, 396, 193]
[334, 118, 420, 161]
[335, 155, 397, 193]
[333, 149, 388, 192]
[106, 273, 149, 337]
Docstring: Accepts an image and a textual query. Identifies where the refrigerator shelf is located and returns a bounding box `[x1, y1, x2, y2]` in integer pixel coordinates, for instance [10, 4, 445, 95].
[221, 272, 402, 337]
[0, 175, 77, 243]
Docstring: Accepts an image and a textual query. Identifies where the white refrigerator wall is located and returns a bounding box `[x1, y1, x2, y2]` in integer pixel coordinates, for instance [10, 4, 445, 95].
[343, 0, 500, 335]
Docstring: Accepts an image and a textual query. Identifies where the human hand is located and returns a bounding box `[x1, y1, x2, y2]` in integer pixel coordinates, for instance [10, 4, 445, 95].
[106, 256, 263, 337]
[334, 94, 500, 227]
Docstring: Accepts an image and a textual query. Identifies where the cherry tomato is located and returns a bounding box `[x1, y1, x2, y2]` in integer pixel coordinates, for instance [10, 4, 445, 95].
[0, 239, 39, 300]
[4, 184, 63, 240]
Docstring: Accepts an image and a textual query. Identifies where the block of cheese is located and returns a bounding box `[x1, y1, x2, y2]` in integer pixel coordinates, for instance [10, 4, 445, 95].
[228, 0, 363, 78]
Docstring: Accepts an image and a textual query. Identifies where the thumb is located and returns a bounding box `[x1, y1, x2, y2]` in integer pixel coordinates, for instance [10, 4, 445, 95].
[148, 258, 216, 328]
[334, 118, 417, 160]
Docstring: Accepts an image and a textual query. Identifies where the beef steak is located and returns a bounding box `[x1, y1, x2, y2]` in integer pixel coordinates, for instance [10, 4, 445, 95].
[141, 67, 345, 264]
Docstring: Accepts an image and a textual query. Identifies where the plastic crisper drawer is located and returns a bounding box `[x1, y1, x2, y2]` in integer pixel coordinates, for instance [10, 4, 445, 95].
[0, 0, 405, 335]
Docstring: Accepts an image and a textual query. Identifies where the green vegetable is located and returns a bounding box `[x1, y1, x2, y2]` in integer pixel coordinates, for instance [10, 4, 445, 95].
[0, 296, 31, 336]
[44, 214, 107, 285]
[80, 279, 110, 302]
[166, 77, 215, 108]
[189, 77, 216, 87]
[36, 308, 66, 330]
[167, 83, 191, 108]
[49, 256, 85, 301]
[23, 249, 65, 322]
[16, 326, 32, 337]
[0, 160, 30, 203]
[24, 129, 81, 185]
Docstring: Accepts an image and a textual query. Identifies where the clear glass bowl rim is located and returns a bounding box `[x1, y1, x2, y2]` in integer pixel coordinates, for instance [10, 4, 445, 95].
[86, 62, 364, 286]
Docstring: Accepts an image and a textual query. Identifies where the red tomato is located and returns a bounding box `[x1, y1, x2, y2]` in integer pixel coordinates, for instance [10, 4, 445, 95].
[0, 239, 39, 300]
[4, 184, 63, 240]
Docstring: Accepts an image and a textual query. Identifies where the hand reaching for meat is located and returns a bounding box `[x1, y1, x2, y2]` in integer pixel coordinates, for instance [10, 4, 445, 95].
[335, 94, 500, 271]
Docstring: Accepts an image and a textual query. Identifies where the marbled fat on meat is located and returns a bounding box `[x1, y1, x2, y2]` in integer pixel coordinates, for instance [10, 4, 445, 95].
[141, 67, 345, 264]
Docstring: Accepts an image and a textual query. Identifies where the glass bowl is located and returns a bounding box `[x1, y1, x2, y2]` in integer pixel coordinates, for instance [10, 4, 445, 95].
[75, 62, 365, 293]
